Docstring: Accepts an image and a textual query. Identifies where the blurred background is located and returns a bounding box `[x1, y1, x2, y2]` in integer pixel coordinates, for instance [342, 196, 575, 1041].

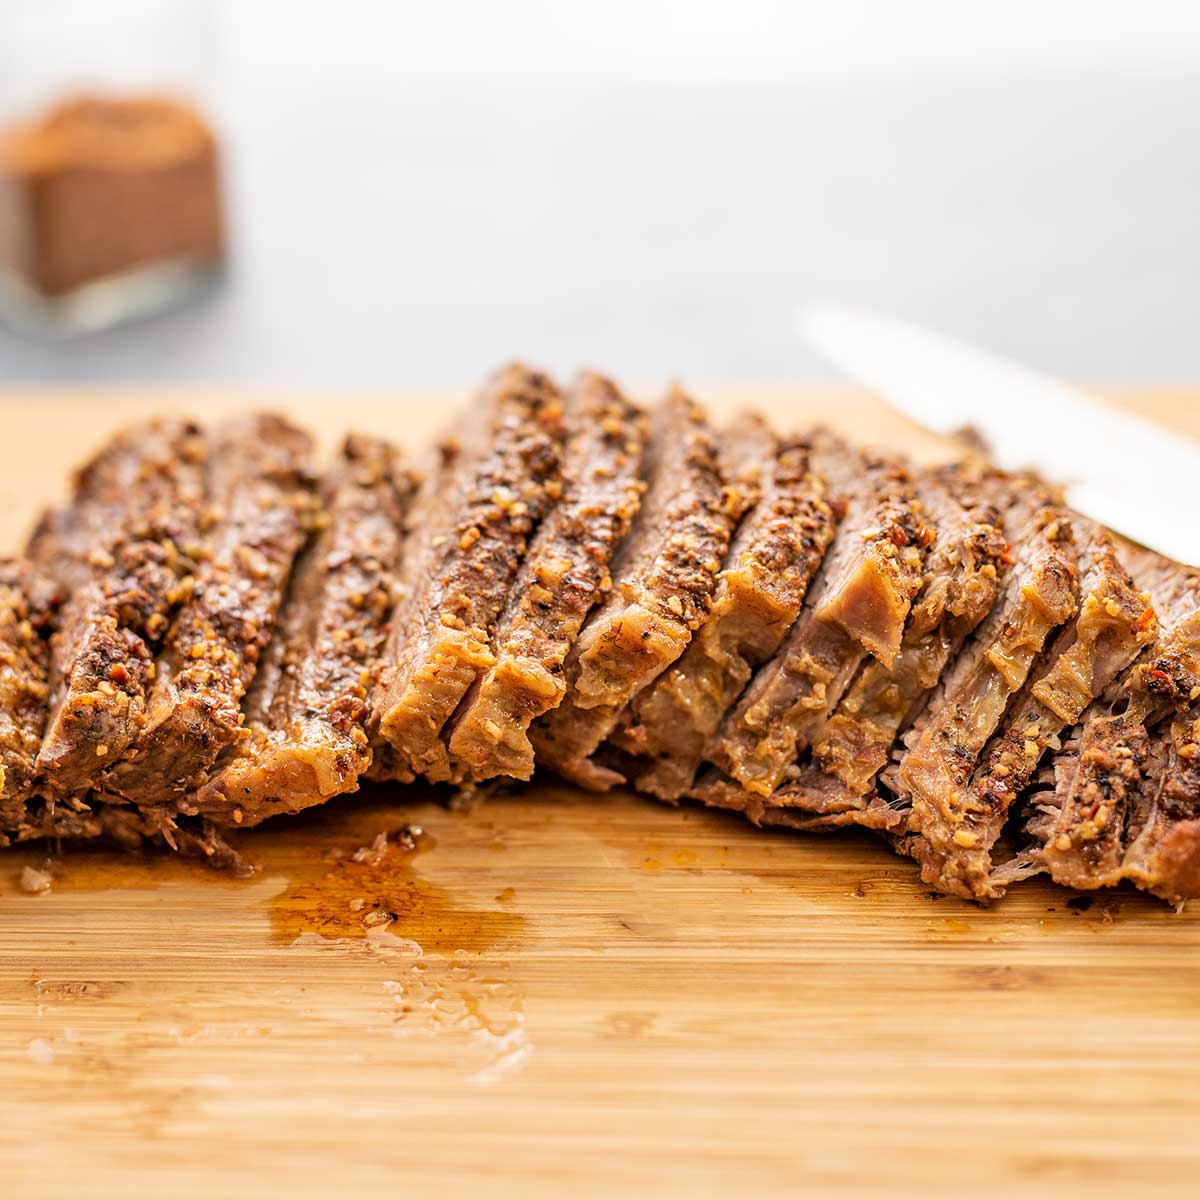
[2, 0, 1200, 389]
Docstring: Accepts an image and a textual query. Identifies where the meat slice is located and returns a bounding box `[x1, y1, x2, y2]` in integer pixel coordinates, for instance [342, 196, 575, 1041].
[954, 526, 1155, 897]
[1120, 705, 1200, 903]
[97, 414, 317, 809]
[530, 389, 734, 790]
[809, 465, 1008, 800]
[192, 435, 414, 826]
[32, 419, 208, 795]
[445, 372, 647, 783]
[701, 440, 929, 800]
[613, 427, 836, 801]
[27, 418, 203, 594]
[895, 489, 1080, 898]
[692, 466, 1005, 832]
[371, 364, 565, 783]
[1020, 558, 1200, 895]
[0, 560, 52, 833]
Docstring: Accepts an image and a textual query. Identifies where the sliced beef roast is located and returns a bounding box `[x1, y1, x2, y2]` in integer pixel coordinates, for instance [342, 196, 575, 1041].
[2, 381, 1197, 906]
[614, 426, 836, 801]
[371, 364, 565, 783]
[96, 414, 317, 810]
[1014, 557, 1200, 898]
[32, 418, 208, 795]
[744, 464, 1010, 830]
[530, 389, 734, 790]
[894, 487, 1080, 898]
[954, 524, 1155, 898]
[193, 435, 414, 825]
[700, 438, 928, 801]
[445, 372, 646, 783]
[1119, 704, 1200, 903]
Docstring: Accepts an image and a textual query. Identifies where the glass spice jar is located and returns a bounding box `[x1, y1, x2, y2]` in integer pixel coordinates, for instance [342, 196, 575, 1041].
[0, 0, 226, 335]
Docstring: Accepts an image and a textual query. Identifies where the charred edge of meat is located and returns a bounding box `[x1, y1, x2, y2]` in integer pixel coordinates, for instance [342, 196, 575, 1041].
[374, 364, 566, 783]
[813, 464, 1009, 801]
[621, 430, 837, 801]
[193, 435, 415, 825]
[530, 387, 733, 791]
[445, 371, 647, 784]
[896, 493, 1080, 900]
[32, 420, 209, 795]
[95, 414, 318, 808]
[704, 452, 928, 800]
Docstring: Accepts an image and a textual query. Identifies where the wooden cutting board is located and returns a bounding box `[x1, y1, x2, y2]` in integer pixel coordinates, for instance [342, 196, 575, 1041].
[1, 388, 1198, 1200]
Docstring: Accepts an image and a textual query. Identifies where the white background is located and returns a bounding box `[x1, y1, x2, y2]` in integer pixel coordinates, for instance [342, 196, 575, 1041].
[2, 1, 1200, 389]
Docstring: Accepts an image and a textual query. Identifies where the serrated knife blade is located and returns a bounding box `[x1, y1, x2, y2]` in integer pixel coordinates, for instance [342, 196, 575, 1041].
[797, 304, 1200, 565]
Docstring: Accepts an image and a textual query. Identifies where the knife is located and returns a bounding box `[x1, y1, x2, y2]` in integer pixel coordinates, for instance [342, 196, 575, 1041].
[797, 303, 1200, 566]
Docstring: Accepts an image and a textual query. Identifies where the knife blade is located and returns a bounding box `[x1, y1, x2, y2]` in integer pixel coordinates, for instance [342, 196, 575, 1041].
[797, 303, 1200, 566]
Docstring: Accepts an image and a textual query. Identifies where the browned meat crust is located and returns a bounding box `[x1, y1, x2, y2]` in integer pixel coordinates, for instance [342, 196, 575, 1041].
[1018, 559, 1200, 897]
[702, 442, 929, 800]
[615, 426, 836, 801]
[895, 490, 1080, 898]
[1025, 716, 1148, 892]
[530, 389, 735, 790]
[445, 371, 646, 783]
[192, 435, 414, 826]
[96, 414, 317, 810]
[1120, 706, 1200, 903]
[959, 526, 1155, 897]
[812, 465, 1008, 799]
[361, 438, 458, 785]
[27, 418, 202, 593]
[0, 560, 52, 833]
[32, 419, 208, 796]
[371, 364, 565, 783]
[720, 465, 1008, 834]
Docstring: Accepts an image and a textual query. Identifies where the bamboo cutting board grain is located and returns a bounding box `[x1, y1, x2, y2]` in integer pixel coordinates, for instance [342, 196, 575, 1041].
[0, 388, 1198, 1200]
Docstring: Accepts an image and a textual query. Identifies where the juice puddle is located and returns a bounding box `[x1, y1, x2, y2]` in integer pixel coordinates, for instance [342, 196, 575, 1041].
[2, 793, 527, 959]
[267, 824, 527, 953]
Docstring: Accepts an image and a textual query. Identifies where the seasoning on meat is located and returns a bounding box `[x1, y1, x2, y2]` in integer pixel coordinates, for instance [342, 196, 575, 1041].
[615, 424, 835, 801]
[951, 525, 1155, 898]
[1119, 705, 1200, 903]
[895, 488, 1080, 899]
[193, 435, 414, 825]
[531, 389, 735, 790]
[817, 467, 1008, 792]
[2, 382, 1198, 907]
[731, 464, 1009, 831]
[446, 371, 646, 783]
[0, 560, 52, 834]
[1016, 557, 1200, 898]
[32, 418, 208, 795]
[97, 414, 317, 809]
[703, 439, 929, 800]
[371, 364, 565, 783]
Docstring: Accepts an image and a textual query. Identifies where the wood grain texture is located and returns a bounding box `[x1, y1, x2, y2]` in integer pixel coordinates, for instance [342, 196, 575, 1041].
[0, 388, 1198, 1200]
